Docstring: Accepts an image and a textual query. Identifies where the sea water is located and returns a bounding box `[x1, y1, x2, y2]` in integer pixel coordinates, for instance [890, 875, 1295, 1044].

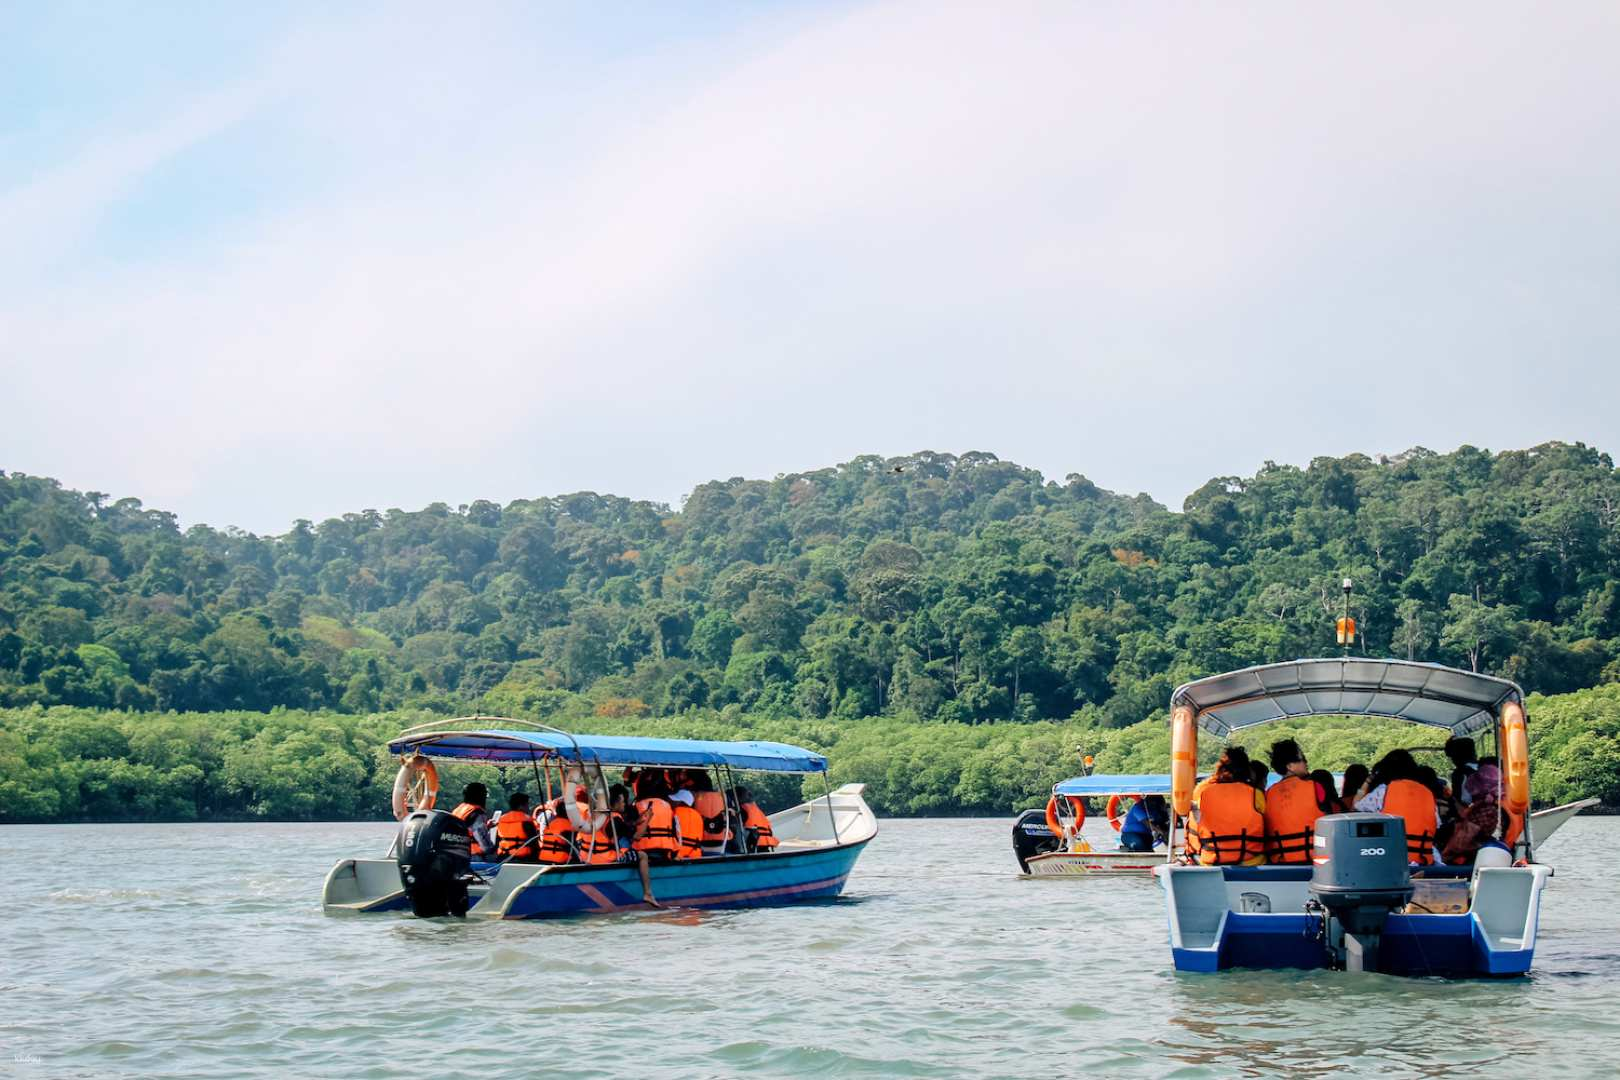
[1, 818, 1614, 1078]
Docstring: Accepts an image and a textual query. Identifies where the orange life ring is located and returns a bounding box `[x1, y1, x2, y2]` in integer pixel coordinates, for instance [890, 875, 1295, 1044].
[1107, 794, 1144, 831]
[391, 754, 439, 820]
[1044, 795, 1086, 838]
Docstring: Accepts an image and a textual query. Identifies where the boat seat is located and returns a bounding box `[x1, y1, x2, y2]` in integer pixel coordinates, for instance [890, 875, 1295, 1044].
[1220, 866, 1313, 882]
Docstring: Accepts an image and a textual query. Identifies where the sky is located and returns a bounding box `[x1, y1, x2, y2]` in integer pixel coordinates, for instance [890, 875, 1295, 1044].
[3, 2, 1618, 534]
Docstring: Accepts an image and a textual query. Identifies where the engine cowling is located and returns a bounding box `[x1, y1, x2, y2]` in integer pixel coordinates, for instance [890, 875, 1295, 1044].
[397, 809, 473, 917]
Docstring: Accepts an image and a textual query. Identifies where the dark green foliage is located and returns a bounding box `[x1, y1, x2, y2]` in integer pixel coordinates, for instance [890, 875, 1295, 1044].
[6, 444, 1620, 723]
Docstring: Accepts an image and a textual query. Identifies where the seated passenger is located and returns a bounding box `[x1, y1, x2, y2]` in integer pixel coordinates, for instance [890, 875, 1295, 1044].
[631, 779, 679, 905]
[735, 786, 779, 852]
[538, 811, 577, 864]
[1190, 747, 1266, 866]
[1441, 763, 1503, 866]
[1118, 794, 1169, 852]
[1263, 739, 1324, 864]
[1248, 760, 1270, 790]
[1339, 763, 1369, 813]
[494, 792, 541, 862]
[1309, 769, 1338, 813]
[688, 775, 732, 856]
[607, 784, 634, 854]
[1355, 749, 1439, 864]
[449, 783, 496, 862]
[670, 789, 704, 860]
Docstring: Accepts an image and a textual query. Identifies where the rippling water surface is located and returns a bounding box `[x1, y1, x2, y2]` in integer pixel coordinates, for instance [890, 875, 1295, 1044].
[2, 818, 1616, 1078]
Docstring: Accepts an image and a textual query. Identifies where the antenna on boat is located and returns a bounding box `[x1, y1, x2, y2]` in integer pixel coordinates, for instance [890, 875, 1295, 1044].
[1336, 578, 1356, 656]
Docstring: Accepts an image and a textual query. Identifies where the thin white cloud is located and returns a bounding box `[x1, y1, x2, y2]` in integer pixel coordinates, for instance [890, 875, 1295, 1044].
[3, 2, 1618, 529]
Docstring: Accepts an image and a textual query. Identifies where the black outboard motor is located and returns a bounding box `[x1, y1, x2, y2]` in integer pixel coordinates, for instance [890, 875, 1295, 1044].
[1309, 813, 1413, 973]
[398, 809, 474, 917]
[1012, 808, 1061, 873]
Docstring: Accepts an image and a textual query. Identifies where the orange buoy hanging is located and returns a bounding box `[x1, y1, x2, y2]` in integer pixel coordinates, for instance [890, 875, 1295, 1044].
[1044, 794, 1086, 839]
[1170, 705, 1197, 818]
[1106, 794, 1143, 831]
[1500, 700, 1530, 813]
[391, 753, 439, 820]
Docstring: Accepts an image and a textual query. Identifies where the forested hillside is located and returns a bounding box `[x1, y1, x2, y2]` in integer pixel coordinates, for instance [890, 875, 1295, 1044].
[4, 443, 1620, 729]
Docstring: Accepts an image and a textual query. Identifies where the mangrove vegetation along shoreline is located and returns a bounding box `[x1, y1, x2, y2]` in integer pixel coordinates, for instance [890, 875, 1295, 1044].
[2, 683, 1614, 823]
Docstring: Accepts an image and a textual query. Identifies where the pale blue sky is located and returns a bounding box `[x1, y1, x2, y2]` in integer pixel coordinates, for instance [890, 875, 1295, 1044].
[4, 2, 1618, 532]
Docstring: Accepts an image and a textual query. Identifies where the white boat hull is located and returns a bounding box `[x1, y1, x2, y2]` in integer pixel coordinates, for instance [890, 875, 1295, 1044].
[1025, 849, 1164, 875]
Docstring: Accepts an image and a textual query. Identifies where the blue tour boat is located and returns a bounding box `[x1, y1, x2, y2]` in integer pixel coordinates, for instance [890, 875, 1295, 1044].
[322, 719, 876, 918]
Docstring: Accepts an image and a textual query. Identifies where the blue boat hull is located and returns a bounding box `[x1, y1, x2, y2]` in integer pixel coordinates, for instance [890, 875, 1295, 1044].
[486, 840, 870, 918]
[1161, 864, 1551, 977]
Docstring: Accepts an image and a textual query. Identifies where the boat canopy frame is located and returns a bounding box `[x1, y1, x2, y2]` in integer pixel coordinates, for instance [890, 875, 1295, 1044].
[388, 716, 829, 773]
[1171, 658, 1524, 739]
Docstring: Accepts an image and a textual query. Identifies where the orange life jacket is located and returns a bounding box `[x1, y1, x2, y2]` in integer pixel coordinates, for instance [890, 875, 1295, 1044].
[538, 815, 576, 864]
[1263, 775, 1324, 864]
[572, 809, 619, 865]
[673, 804, 704, 860]
[633, 797, 678, 854]
[1194, 781, 1264, 866]
[495, 809, 540, 860]
[741, 802, 778, 850]
[692, 791, 731, 847]
[450, 802, 487, 858]
[1383, 779, 1438, 864]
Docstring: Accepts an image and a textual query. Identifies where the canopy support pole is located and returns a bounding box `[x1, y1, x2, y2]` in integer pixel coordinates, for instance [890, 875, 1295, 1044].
[821, 771, 842, 846]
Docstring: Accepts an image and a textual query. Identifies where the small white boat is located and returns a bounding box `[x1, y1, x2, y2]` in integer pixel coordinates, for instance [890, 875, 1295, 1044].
[1014, 774, 1173, 876]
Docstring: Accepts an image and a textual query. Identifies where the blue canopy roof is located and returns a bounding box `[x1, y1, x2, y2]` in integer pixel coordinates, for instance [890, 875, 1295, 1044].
[387, 728, 828, 773]
[1054, 773, 1174, 797]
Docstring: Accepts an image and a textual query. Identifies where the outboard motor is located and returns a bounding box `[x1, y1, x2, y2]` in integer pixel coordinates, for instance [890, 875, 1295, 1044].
[1309, 813, 1413, 973]
[397, 809, 474, 917]
[1012, 808, 1061, 872]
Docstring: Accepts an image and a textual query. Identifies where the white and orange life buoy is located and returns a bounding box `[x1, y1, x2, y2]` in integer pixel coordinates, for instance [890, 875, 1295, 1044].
[1045, 794, 1086, 839]
[391, 754, 439, 820]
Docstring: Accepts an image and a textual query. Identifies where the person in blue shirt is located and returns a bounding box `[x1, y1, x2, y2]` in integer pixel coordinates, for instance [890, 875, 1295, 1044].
[1118, 794, 1170, 852]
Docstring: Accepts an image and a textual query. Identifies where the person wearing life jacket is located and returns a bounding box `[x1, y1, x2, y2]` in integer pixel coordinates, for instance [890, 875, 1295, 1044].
[538, 804, 579, 865]
[1190, 746, 1266, 866]
[1354, 749, 1441, 864]
[494, 792, 541, 861]
[448, 783, 496, 862]
[630, 777, 679, 905]
[735, 786, 779, 852]
[670, 789, 705, 859]
[1263, 739, 1325, 864]
[687, 776, 733, 856]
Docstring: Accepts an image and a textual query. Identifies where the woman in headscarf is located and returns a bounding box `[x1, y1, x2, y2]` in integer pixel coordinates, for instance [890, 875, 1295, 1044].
[1441, 762, 1503, 866]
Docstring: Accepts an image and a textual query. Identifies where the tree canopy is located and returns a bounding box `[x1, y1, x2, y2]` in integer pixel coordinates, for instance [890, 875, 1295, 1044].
[5, 443, 1620, 726]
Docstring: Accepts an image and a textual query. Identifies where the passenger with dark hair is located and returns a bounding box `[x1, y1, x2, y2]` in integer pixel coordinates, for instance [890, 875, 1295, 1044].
[1356, 749, 1440, 864]
[494, 792, 540, 862]
[630, 774, 678, 905]
[1190, 746, 1266, 866]
[1445, 737, 1480, 806]
[735, 785, 779, 852]
[448, 782, 496, 861]
[1309, 769, 1338, 813]
[1248, 760, 1270, 790]
[1263, 739, 1324, 864]
[1339, 764, 1369, 813]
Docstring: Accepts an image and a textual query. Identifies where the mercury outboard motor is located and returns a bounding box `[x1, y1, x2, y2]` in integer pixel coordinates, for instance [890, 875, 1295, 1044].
[398, 809, 474, 917]
[1012, 808, 1061, 873]
[1309, 813, 1413, 972]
